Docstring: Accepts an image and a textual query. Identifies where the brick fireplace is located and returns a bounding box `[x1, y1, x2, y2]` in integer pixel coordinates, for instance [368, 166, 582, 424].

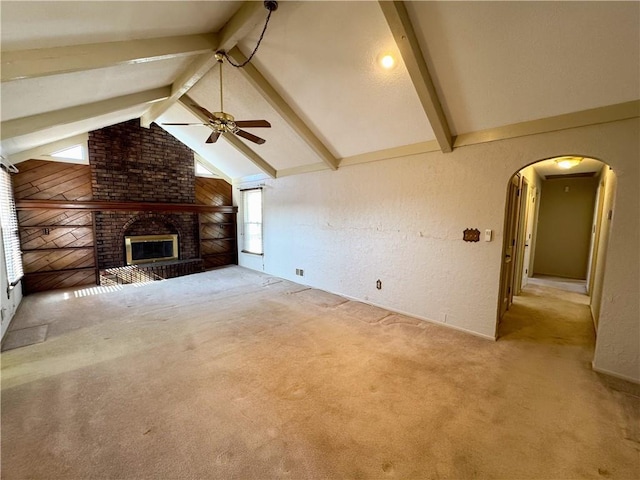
[89, 120, 200, 271]
[13, 119, 236, 293]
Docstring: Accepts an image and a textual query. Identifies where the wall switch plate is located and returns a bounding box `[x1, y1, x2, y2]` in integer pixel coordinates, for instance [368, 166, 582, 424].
[484, 229, 492, 242]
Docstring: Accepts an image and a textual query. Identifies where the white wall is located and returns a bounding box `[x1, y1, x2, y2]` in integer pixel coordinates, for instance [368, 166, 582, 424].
[238, 118, 640, 382]
[0, 226, 22, 340]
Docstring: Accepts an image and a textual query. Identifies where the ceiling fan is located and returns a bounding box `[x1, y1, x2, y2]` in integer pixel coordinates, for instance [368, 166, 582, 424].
[162, 52, 271, 145]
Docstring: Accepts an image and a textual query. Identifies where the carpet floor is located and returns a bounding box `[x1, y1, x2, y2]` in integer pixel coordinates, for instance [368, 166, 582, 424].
[1, 266, 638, 479]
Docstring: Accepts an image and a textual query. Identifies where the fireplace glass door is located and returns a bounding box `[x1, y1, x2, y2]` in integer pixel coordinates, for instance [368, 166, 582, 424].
[125, 234, 179, 265]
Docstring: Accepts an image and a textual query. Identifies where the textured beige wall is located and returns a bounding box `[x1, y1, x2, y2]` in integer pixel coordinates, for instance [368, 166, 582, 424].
[533, 177, 598, 279]
[237, 118, 639, 382]
[590, 169, 617, 330]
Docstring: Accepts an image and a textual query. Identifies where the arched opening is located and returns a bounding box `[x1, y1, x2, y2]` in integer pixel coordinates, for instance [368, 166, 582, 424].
[496, 156, 617, 346]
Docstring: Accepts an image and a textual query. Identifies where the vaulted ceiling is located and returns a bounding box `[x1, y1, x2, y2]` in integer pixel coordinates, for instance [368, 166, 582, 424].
[2, 1, 639, 182]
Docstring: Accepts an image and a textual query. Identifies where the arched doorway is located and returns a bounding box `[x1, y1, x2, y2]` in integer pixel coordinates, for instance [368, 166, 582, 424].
[497, 155, 617, 339]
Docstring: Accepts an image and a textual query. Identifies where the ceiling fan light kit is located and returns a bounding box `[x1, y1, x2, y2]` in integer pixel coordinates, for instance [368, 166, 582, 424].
[162, 1, 278, 146]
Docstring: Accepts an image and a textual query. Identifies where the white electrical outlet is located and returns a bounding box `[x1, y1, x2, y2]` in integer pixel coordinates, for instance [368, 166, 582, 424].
[484, 229, 492, 242]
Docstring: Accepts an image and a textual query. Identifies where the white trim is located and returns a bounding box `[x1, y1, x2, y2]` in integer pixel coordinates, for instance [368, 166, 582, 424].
[335, 291, 498, 341]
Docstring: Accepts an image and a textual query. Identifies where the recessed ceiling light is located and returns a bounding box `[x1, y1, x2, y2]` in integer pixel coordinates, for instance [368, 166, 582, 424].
[380, 54, 395, 69]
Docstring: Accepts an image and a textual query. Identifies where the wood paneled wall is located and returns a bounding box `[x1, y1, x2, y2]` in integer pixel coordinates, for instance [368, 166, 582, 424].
[13, 160, 96, 293]
[195, 178, 237, 268]
[12, 162, 237, 293]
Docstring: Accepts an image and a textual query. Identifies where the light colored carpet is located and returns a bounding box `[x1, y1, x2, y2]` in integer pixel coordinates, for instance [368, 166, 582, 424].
[528, 275, 588, 294]
[1, 266, 638, 479]
[1, 324, 48, 351]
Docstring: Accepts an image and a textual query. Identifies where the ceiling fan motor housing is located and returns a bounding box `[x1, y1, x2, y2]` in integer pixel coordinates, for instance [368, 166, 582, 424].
[211, 112, 237, 133]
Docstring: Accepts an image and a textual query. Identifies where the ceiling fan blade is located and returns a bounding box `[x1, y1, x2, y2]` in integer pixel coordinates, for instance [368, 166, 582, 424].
[235, 120, 271, 128]
[192, 104, 216, 119]
[206, 131, 221, 144]
[161, 122, 208, 126]
[235, 129, 266, 145]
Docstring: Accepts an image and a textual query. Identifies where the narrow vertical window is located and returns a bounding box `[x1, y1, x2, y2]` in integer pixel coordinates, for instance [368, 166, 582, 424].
[242, 188, 263, 255]
[0, 167, 24, 286]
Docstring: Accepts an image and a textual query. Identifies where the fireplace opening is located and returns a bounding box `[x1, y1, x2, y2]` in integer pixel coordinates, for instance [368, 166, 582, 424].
[125, 234, 179, 265]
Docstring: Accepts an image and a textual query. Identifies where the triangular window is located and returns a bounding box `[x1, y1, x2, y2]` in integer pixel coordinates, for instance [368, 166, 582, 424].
[195, 161, 215, 177]
[51, 144, 84, 161]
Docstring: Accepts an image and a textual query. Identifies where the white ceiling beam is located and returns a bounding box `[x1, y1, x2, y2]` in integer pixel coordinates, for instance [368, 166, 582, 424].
[379, 1, 453, 153]
[180, 95, 276, 178]
[1, 34, 218, 83]
[140, 1, 267, 128]
[1, 87, 170, 140]
[227, 47, 340, 171]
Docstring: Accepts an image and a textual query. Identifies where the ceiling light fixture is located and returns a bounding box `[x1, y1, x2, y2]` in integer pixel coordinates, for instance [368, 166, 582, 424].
[380, 54, 395, 69]
[554, 156, 583, 170]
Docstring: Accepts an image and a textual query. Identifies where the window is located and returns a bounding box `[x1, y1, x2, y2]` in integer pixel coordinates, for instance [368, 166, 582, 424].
[0, 168, 24, 286]
[242, 188, 263, 255]
[51, 144, 84, 161]
[195, 161, 214, 177]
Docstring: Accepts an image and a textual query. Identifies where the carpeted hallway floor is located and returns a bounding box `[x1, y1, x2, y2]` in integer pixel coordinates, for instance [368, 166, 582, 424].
[1, 266, 638, 479]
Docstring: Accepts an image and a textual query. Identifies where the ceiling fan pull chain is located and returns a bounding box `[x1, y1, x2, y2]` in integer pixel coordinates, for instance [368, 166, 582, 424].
[224, 1, 277, 68]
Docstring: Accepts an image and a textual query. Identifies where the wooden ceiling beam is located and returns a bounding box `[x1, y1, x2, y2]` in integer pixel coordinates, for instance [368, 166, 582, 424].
[180, 95, 277, 178]
[1, 34, 219, 83]
[227, 47, 339, 171]
[140, 1, 266, 128]
[1, 87, 170, 140]
[379, 1, 453, 153]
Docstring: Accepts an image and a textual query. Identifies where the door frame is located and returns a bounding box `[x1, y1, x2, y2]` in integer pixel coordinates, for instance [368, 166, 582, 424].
[498, 175, 521, 321]
[514, 177, 529, 296]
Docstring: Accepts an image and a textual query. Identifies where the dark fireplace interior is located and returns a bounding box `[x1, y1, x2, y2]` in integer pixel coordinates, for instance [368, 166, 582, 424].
[125, 234, 179, 265]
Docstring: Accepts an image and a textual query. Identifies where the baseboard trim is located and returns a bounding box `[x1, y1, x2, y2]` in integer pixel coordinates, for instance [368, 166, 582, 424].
[244, 268, 498, 341]
[592, 362, 640, 385]
[332, 291, 497, 341]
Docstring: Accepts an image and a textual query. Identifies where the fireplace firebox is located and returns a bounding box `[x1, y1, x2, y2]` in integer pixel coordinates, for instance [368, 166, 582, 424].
[125, 234, 179, 265]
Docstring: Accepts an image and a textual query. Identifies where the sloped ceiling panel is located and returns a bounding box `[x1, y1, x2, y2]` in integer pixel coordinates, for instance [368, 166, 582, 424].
[1, 57, 195, 121]
[237, 1, 435, 158]
[407, 1, 640, 135]
[0, 1, 242, 50]
[188, 62, 325, 171]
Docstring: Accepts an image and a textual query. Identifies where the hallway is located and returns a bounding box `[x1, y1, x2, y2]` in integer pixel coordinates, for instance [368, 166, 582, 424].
[499, 279, 593, 344]
[498, 280, 639, 475]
